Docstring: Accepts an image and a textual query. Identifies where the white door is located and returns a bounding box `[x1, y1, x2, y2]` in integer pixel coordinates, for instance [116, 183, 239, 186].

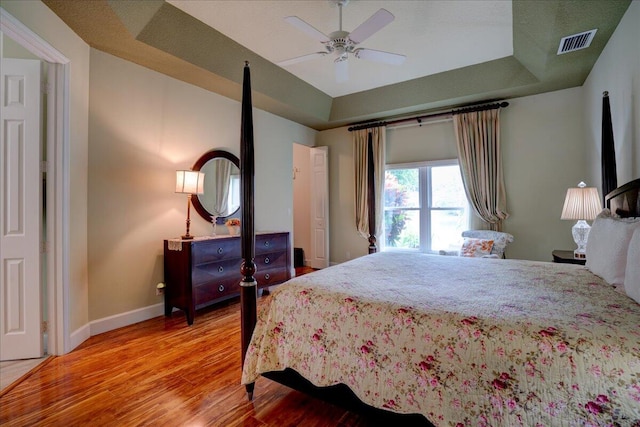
[0, 58, 43, 360]
[309, 146, 329, 269]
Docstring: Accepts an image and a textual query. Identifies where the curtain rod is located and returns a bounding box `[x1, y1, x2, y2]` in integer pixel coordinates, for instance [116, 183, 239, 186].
[347, 101, 509, 132]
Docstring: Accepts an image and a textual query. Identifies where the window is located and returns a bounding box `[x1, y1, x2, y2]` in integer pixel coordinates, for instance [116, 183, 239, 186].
[383, 160, 469, 253]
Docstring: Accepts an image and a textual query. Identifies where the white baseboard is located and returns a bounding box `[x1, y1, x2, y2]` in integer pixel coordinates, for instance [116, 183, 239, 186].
[68, 323, 90, 353]
[89, 303, 165, 337]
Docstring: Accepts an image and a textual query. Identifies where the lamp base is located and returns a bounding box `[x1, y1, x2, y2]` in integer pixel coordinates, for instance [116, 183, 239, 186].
[181, 234, 194, 240]
[571, 220, 591, 259]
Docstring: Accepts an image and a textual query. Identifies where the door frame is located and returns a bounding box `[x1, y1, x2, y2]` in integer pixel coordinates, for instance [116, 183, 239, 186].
[1, 8, 71, 355]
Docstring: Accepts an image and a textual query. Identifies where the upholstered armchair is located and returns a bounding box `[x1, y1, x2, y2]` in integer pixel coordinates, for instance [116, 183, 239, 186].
[439, 230, 514, 259]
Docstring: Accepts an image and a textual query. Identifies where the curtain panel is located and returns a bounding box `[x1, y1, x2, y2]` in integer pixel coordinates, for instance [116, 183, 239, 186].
[353, 127, 386, 251]
[212, 159, 232, 217]
[453, 109, 509, 231]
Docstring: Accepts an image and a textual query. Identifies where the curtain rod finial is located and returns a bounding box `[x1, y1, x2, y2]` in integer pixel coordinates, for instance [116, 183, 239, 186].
[244, 60, 250, 67]
[603, 91, 609, 97]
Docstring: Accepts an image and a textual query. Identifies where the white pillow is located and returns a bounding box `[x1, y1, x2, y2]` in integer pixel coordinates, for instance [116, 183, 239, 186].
[585, 212, 640, 287]
[624, 227, 640, 304]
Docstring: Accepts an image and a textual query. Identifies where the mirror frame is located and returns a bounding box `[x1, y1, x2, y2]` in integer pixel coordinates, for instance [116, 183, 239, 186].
[191, 149, 240, 224]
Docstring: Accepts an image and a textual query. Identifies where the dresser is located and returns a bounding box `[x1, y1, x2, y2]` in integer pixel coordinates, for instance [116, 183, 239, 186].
[163, 232, 291, 325]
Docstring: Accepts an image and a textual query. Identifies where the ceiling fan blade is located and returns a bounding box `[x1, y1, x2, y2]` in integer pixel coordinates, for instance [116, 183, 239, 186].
[278, 52, 327, 67]
[335, 58, 348, 83]
[354, 48, 406, 65]
[348, 9, 394, 44]
[284, 16, 330, 42]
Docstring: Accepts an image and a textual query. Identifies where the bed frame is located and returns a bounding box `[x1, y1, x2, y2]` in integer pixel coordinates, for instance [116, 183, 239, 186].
[605, 177, 640, 217]
[238, 62, 640, 425]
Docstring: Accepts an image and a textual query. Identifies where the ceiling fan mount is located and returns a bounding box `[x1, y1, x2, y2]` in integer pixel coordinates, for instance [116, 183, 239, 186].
[278, 1, 406, 82]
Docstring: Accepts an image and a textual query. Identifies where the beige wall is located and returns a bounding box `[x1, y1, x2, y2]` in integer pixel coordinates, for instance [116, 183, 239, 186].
[501, 88, 586, 260]
[2, 1, 91, 335]
[88, 49, 316, 321]
[314, 128, 356, 264]
[319, 87, 587, 263]
[583, 0, 639, 188]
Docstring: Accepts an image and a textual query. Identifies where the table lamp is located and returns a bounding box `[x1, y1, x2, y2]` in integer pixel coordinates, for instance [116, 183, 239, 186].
[561, 181, 601, 259]
[176, 170, 205, 240]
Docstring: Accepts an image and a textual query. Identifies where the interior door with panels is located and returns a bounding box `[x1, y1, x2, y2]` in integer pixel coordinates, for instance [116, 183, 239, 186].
[0, 58, 43, 360]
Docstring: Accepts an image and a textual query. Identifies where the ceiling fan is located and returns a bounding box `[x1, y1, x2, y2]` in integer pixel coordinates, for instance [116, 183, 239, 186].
[278, 0, 406, 83]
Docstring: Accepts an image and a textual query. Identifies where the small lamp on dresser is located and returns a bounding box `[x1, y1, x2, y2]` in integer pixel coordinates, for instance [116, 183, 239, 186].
[175, 170, 205, 240]
[560, 181, 601, 259]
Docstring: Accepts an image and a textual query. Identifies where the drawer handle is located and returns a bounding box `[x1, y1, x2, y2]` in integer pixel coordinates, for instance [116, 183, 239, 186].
[264, 273, 270, 280]
[264, 241, 270, 248]
[218, 284, 225, 292]
[218, 266, 224, 273]
[264, 257, 270, 264]
[217, 247, 223, 254]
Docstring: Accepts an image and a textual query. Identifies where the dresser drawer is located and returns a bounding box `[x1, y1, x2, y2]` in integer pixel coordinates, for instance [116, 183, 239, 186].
[255, 250, 287, 271]
[192, 238, 241, 265]
[256, 268, 289, 287]
[192, 258, 242, 287]
[194, 278, 239, 306]
[256, 233, 288, 255]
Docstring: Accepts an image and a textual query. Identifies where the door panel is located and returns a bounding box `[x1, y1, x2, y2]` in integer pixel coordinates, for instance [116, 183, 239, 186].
[0, 58, 42, 360]
[309, 146, 329, 269]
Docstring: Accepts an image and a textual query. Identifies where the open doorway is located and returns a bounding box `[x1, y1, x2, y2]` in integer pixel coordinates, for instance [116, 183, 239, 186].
[293, 143, 312, 273]
[293, 143, 329, 272]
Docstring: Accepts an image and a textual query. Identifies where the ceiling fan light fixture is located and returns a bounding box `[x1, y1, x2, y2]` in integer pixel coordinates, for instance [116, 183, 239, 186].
[279, 2, 405, 81]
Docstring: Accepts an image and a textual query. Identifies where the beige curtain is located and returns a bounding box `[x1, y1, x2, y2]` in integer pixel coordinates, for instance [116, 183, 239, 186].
[353, 127, 386, 246]
[453, 109, 509, 231]
[212, 159, 232, 217]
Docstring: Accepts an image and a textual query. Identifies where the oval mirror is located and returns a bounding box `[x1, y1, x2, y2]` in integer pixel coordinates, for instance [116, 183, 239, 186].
[191, 150, 241, 224]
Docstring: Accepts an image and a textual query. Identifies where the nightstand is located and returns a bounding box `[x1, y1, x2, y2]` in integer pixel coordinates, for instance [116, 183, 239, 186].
[552, 250, 586, 265]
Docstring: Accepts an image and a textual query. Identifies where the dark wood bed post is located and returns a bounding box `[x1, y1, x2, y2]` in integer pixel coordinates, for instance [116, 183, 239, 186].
[239, 61, 257, 400]
[367, 132, 378, 254]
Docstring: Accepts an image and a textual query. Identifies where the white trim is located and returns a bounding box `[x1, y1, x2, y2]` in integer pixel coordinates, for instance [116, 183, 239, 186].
[0, 8, 68, 64]
[89, 304, 165, 337]
[69, 323, 90, 351]
[1, 8, 71, 356]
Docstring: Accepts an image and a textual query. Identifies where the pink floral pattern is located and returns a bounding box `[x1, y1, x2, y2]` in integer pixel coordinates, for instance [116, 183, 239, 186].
[241, 252, 640, 426]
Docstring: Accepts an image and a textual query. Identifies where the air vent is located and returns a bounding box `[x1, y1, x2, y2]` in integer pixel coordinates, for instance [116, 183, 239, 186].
[557, 29, 597, 55]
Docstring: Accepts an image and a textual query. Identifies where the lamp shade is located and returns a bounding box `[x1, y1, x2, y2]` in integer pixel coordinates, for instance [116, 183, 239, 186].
[561, 182, 601, 220]
[175, 170, 205, 194]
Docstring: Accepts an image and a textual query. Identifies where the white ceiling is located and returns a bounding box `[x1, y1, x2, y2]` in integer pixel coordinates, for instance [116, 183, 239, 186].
[168, 0, 513, 98]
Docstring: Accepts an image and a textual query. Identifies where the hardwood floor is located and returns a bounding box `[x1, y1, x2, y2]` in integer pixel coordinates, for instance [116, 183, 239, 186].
[0, 357, 50, 393]
[0, 297, 418, 426]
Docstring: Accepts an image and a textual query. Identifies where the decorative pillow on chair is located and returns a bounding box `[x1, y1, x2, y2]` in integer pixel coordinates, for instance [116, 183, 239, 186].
[461, 230, 514, 258]
[460, 238, 494, 257]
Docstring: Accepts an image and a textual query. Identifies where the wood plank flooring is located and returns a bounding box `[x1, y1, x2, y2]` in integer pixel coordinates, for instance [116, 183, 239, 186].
[0, 296, 410, 427]
[0, 357, 50, 393]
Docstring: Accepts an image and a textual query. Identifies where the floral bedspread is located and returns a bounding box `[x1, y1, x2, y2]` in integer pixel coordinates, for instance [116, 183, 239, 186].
[241, 252, 640, 426]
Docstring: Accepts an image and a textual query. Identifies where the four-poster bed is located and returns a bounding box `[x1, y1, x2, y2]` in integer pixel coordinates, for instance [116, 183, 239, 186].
[238, 62, 640, 426]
